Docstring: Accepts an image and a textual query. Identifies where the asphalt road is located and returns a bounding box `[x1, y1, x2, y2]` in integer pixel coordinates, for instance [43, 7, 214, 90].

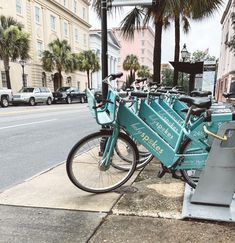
[0, 103, 99, 191]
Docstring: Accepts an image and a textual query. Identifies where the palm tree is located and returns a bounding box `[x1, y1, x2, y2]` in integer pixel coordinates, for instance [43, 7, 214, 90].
[77, 50, 100, 89]
[0, 15, 30, 89]
[123, 54, 140, 86]
[41, 38, 79, 89]
[137, 65, 151, 78]
[119, 2, 180, 84]
[171, 0, 223, 86]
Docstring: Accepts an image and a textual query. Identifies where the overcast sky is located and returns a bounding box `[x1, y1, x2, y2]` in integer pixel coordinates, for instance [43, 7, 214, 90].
[89, 3, 226, 63]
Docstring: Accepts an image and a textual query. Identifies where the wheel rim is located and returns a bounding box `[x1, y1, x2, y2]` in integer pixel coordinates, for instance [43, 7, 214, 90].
[47, 98, 52, 105]
[67, 97, 71, 103]
[30, 98, 35, 105]
[67, 133, 137, 193]
[2, 98, 8, 107]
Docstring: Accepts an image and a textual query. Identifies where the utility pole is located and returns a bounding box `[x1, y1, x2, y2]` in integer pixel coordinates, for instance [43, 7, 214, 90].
[101, 0, 108, 100]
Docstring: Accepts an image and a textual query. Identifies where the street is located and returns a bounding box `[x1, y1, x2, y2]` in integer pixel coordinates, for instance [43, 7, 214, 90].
[0, 103, 99, 191]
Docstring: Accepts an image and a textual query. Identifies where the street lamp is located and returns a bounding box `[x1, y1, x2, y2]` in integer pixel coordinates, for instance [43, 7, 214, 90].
[19, 59, 27, 87]
[181, 44, 188, 86]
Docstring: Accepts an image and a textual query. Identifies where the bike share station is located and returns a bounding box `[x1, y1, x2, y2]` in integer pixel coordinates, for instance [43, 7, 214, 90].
[101, 1, 235, 222]
[171, 62, 235, 222]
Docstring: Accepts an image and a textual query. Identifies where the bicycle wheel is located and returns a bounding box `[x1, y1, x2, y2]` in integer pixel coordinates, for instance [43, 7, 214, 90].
[115, 142, 154, 170]
[179, 139, 204, 188]
[66, 130, 139, 193]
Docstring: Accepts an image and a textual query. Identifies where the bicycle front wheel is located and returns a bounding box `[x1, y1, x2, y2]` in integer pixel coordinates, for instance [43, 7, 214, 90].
[66, 130, 139, 193]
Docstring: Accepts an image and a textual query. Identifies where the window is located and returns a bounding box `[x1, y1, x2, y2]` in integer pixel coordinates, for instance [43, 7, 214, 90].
[37, 41, 43, 57]
[1, 71, 7, 88]
[141, 57, 144, 63]
[141, 49, 145, 55]
[82, 7, 86, 19]
[50, 15, 56, 31]
[64, 22, 68, 36]
[75, 28, 79, 42]
[63, 0, 67, 7]
[74, 0, 77, 14]
[142, 30, 145, 37]
[142, 40, 145, 46]
[35, 6, 41, 24]
[83, 34, 87, 45]
[16, 0, 22, 15]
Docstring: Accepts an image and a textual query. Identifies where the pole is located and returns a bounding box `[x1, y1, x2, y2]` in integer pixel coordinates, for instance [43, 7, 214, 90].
[101, 0, 108, 100]
[181, 57, 185, 87]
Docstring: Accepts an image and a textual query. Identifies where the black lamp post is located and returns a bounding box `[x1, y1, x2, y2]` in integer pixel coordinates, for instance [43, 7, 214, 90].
[19, 60, 27, 87]
[181, 43, 188, 86]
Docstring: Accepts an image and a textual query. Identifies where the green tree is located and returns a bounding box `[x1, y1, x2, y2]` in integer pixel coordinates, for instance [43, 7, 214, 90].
[41, 38, 79, 88]
[169, 0, 222, 86]
[123, 54, 140, 86]
[190, 50, 216, 62]
[77, 50, 100, 89]
[92, 0, 222, 85]
[0, 15, 30, 89]
[137, 65, 151, 78]
[161, 68, 174, 86]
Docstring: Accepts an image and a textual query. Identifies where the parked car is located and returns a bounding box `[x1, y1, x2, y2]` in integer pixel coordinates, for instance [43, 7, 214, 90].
[0, 88, 13, 107]
[53, 87, 87, 104]
[12, 87, 53, 106]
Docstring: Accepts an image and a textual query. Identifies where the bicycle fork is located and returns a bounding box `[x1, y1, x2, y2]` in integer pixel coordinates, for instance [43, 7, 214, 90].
[98, 126, 120, 171]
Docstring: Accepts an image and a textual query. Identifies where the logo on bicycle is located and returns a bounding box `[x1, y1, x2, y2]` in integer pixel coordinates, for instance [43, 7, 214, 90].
[130, 122, 163, 154]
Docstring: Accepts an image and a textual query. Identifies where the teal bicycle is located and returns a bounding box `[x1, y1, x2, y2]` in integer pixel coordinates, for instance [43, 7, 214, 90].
[66, 73, 235, 193]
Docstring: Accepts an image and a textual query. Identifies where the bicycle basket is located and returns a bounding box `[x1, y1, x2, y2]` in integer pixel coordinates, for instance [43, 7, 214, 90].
[86, 89, 117, 125]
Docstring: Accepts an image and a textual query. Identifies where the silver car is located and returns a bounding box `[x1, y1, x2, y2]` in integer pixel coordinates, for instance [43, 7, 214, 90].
[12, 87, 53, 106]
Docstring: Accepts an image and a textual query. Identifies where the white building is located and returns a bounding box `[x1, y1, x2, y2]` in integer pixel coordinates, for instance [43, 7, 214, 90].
[89, 29, 121, 89]
[216, 0, 235, 101]
[0, 0, 90, 92]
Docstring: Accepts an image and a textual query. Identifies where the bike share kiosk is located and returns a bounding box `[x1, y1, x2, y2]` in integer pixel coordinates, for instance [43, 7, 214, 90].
[182, 121, 235, 222]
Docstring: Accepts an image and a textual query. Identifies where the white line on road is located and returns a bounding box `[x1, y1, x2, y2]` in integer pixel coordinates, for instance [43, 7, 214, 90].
[0, 119, 58, 130]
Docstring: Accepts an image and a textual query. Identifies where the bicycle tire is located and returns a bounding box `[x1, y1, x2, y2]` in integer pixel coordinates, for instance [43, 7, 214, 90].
[179, 138, 204, 188]
[66, 130, 139, 193]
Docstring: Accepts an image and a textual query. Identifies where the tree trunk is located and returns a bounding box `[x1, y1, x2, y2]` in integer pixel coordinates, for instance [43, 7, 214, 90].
[58, 70, 62, 88]
[3, 57, 11, 89]
[173, 15, 180, 87]
[153, 20, 163, 84]
[87, 70, 90, 89]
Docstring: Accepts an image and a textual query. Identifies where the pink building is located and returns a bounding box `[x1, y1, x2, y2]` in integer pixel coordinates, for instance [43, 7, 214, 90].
[113, 26, 154, 83]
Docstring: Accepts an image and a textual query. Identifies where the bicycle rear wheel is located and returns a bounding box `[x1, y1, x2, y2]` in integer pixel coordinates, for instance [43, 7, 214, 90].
[66, 130, 139, 193]
[179, 139, 204, 188]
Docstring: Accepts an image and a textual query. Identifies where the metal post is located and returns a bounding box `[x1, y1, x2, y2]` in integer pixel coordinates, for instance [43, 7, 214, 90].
[101, 0, 108, 100]
[181, 57, 185, 87]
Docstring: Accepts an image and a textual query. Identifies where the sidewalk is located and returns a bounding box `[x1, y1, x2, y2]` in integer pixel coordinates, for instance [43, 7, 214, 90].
[0, 160, 234, 243]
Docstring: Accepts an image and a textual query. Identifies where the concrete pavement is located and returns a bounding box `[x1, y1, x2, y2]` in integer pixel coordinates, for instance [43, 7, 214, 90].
[0, 160, 235, 242]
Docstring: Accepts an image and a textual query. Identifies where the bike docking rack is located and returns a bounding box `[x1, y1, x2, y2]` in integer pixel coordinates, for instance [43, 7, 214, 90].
[182, 121, 235, 222]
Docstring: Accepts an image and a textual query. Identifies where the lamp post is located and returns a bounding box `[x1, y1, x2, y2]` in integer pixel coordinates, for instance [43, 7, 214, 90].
[181, 43, 188, 86]
[19, 60, 27, 87]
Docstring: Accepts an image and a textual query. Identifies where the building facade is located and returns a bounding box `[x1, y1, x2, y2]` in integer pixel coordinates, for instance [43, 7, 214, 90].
[112, 26, 154, 83]
[0, 0, 90, 92]
[89, 29, 120, 89]
[216, 0, 235, 101]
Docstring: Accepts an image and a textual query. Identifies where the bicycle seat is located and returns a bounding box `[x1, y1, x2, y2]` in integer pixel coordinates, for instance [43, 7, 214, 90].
[223, 92, 235, 98]
[110, 72, 123, 80]
[191, 90, 212, 97]
[179, 95, 212, 109]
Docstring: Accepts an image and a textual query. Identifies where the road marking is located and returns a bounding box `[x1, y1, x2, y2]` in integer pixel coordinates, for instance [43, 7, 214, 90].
[0, 105, 88, 116]
[0, 119, 57, 130]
